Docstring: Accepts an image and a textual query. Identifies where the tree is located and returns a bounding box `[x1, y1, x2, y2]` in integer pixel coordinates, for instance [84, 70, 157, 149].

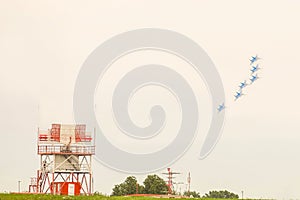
[143, 174, 168, 194]
[112, 183, 126, 196]
[204, 190, 239, 199]
[124, 176, 138, 194]
[111, 176, 138, 196]
[184, 191, 201, 198]
[137, 184, 145, 194]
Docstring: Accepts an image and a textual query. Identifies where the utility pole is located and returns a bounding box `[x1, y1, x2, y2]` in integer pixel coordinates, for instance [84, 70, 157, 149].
[175, 182, 184, 195]
[241, 190, 244, 199]
[187, 172, 191, 193]
[18, 180, 21, 193]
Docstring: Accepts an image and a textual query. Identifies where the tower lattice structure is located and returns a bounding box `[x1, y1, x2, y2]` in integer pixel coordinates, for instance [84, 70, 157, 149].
[30, 124, 95, 195]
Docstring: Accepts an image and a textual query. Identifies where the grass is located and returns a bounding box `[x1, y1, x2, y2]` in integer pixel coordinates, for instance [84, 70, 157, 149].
[0, 194, 245, 200]
[0, 194, 184, 200]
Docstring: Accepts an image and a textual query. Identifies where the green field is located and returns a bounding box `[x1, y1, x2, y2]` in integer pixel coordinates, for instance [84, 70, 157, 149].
[0, 194, 180, 200]
[0, 194, 245, 200]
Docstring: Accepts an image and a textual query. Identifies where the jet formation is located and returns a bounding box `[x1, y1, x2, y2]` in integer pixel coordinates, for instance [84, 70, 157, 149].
[234, 54, 262, 100]
[217, 54, 262, 113]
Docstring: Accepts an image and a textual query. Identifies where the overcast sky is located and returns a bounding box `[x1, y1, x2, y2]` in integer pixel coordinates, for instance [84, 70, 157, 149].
[1, 0, 300, 199]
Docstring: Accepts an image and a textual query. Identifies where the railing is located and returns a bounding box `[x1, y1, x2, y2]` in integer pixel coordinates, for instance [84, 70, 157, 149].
[38, 145, 95, 155]
[38, 134, 92, 143]
[30, 177, 37, 185]
[38, 134, 59, 142]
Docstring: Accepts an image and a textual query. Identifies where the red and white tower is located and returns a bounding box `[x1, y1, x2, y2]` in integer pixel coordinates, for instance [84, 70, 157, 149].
[30, 124, 95, 195]
[162, 168, 180, 195]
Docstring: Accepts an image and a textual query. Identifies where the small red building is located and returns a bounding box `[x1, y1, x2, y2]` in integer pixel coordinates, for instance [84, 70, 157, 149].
[51, 182, 81, 196]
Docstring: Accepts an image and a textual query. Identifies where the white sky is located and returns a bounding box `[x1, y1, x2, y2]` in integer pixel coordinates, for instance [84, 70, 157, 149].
[1, 0, 300, 199]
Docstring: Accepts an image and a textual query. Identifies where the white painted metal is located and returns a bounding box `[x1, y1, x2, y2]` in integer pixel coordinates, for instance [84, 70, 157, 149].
[68, 183, 75, 196]
[60, 124, 76, 145]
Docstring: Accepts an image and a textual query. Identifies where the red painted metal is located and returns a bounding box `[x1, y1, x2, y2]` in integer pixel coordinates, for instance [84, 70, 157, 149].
[36, 170, 92, 195]
[51, 182, 81, 195]
[51, 124, 61, 142]
[38, 124, 92, 143]
[28, 177, 37, 193]
[32, 124, 93, 196]
[162, 168, 180, 195]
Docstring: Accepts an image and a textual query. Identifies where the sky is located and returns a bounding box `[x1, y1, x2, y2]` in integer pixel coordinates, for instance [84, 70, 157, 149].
[1, 0, 300, 199]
